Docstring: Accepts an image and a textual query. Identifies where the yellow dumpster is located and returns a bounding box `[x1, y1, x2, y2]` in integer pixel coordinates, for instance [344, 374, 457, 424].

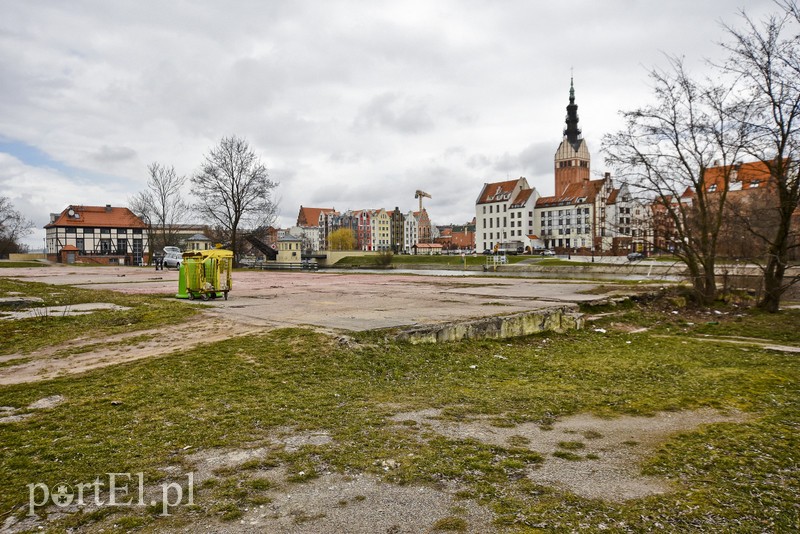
[179, 249, 233, 300]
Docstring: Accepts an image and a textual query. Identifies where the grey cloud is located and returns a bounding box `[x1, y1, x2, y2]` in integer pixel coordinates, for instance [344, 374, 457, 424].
[353, 92, 435, 134]
[92, 145, 137, 163]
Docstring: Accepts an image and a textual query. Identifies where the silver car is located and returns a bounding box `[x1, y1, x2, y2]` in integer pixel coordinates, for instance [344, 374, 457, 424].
[163, 250, 183, 269]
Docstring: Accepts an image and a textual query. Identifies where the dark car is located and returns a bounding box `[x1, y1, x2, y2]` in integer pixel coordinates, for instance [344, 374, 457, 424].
[627, 252, 644, 261]
[482, 249, 493, 255]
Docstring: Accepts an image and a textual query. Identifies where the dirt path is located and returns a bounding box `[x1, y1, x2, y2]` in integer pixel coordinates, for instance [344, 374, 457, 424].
[0, 314, 262, 385]
[390, 408, 749, 502]
[652, 334, 800, 353]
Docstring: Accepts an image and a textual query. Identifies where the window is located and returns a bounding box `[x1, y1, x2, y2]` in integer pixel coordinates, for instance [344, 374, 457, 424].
[83, 228, 94, 234]
[707, 184, 717, 192]
[489, 205, 493, 214]
[483, 206, 486, 214]
[65, 227, 76, 234]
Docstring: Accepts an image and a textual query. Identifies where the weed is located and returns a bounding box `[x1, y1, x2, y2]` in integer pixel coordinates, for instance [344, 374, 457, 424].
[557, 441, 586, 450]
[432, 516, 468, 531]
[553, 451, 584, 461]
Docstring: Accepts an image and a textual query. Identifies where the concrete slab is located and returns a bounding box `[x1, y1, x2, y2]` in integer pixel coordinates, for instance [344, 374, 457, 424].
[2, 266, 614, 332]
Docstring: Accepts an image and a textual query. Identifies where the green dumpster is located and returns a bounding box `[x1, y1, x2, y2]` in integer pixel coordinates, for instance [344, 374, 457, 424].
[176, 249, 233, 300]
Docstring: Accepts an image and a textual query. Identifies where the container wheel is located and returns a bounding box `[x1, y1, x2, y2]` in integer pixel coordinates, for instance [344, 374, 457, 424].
[201, 293, 209, 301]
[189, 293, 195, 300]
[224, 292, 228, 300]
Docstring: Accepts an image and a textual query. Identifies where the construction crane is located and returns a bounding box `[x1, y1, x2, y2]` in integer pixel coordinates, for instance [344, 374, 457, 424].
[414, 190, 431, 212]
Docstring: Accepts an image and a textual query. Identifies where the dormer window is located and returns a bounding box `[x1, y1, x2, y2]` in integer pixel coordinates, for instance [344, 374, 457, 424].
[707, 184, 717, 192]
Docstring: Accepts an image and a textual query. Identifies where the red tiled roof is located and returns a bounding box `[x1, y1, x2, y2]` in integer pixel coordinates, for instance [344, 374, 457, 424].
[297, 206, 335, 227]
[703, 161, 772, 192]
[536, 179, 604, 208]
[510, 188, 534, 207]
[607, 189, 620, 204]
[476, 179, 519, 204]
[45, 205, 145, 229]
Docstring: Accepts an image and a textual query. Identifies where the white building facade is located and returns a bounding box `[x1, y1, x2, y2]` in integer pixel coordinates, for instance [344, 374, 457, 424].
[475, 177, 539, 253]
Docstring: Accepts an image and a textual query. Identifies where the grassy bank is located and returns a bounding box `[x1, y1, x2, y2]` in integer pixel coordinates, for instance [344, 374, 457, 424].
[334, 254, 533, 267]
[0, 262, 49, 268]
[0, 286, 798, 531]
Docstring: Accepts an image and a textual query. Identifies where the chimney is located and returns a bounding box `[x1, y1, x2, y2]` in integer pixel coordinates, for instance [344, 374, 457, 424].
[105, 204, 112, 212]
[604, 172, 611, 179]
[50, 213, 58, 223]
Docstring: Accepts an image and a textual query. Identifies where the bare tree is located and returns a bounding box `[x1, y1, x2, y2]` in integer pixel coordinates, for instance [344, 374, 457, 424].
[129, 162, 190, 255]
[0, 197, 33, 258]
[719, 5, 800, 312]
[192, 136, 278, 263]
[603, 58, 748, 304]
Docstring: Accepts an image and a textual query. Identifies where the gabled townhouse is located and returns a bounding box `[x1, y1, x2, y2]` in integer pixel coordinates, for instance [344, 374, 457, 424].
[370, 209, 391, 251]
[475, 177, 539, 253]
[535, 179, 602, 252]
[404, 210, 418, 253]
[414, 209, 432, 244]
[296, 206, 336, 251]
[313, 204, 431, 252]
[389, 208, 405, 253]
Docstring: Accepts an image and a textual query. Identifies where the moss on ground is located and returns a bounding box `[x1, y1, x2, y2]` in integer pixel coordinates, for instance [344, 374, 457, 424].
[0, 282, 798, 531]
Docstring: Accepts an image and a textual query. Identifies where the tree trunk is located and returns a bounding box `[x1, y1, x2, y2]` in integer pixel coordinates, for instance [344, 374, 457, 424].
[701, 268, 717, 306]
[758, 254, 785, 313]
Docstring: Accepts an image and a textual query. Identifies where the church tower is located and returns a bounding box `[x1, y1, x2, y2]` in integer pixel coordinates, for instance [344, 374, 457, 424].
[554, 77, 591, 195]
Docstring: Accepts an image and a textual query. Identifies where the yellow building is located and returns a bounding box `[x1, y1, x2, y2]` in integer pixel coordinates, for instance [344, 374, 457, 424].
[276, 236, 303, 263]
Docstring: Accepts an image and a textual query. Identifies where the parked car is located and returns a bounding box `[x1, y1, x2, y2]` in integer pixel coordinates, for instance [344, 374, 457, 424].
[482, 249, 493, 255]
[627, 252, 644, 261]
[540, 249, 556, 256]
[163, 250, 183, 269]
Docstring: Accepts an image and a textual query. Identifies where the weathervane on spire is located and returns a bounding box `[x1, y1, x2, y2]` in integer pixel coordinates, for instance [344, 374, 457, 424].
[569, 68, 575, 103]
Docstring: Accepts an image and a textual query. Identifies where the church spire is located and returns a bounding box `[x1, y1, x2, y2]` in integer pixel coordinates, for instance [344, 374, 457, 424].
[563, 76, 582, 151]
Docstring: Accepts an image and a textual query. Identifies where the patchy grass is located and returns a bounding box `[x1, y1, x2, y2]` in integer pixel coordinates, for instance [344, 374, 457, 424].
[0, 304, 798, 531]
[432, 516, 468, 531]
[0, 278, 199, 355]
[0, 262, 49, 268]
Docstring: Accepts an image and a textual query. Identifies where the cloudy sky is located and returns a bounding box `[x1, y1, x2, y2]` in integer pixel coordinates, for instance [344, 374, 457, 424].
[0, 0, 779, 250]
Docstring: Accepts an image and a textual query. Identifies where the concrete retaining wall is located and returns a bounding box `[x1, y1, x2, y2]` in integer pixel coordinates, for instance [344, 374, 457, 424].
[395, 305, 583, 344]
[321, 251, 381, 266]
